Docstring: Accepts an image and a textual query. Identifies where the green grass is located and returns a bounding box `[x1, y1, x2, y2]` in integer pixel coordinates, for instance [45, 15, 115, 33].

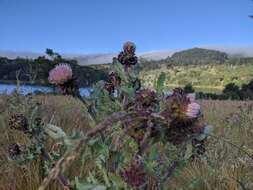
[0, 94, 253, 190]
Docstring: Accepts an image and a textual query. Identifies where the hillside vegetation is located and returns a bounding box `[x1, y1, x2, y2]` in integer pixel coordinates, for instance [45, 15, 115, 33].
[0, 50, 108, 87]
[139, 48, 253, 92]
[168, 47, 228, 65]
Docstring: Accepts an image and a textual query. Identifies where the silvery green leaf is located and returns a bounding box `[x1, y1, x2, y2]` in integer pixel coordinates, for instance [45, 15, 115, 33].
[184, 142, 193, 160]
[195, 134, 206, 141]
[150, 144, 159, 160]
[44, 124, 67, 140]
[63, 138, 74, 148]
[110, 60, 128, 82]
[120, 85, 135, 101]
[204, 125, 214, 135]
[90, 186, 107, 190]
[75, 177, 106, 190]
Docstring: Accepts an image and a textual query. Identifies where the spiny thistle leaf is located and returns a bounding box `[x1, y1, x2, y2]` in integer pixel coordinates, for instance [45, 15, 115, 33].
[110, 59, 128, 82]
[184, 141, 193, 160]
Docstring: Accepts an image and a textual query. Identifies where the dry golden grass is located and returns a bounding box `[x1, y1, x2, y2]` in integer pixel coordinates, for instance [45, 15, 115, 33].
[0, 95, 252, 190]
[169, 100, 253, 190]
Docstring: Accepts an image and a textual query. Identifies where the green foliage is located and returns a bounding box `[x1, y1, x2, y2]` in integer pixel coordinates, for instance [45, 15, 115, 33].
[0, 51, 107, 87]
[184, 83, 195, 93]
[168, 48, 228, 65]
[197, 80, 253, 100]
[155, 72, 166, 93]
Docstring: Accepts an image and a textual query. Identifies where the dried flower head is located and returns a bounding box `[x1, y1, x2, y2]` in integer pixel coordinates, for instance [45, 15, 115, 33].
[118, 42, 138, 67]
[123, 41, 136, 54]
[120, 157, 147, 188]
[8, 143, 23, 158]
[104, 72, 121, 94]
[118, 52, 138, 67]
[9, 114, 29, 133]
[108, 71, 121, 87]
[48, 63, 73, 85]
[165, 117, 205, 145]
[104, 82, 115, 94]
[134, 89, 158, 112]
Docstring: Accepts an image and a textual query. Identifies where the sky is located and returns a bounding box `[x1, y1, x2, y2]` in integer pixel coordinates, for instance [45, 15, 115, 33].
[0, 0, 252, 54]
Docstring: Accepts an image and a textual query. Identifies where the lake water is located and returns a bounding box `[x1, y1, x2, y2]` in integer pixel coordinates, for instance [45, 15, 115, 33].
[0, 84, 91, 96]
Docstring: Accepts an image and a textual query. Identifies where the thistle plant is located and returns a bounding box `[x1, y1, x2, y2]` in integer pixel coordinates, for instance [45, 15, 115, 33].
[7, 104, 73, 189]
[7, 42, 215, 190]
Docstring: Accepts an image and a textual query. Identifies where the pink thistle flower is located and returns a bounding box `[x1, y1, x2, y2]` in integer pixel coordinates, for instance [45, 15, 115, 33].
[187, 93, 196, 103]
[48, 64, 73, 85]
[186, 102, 200, 118]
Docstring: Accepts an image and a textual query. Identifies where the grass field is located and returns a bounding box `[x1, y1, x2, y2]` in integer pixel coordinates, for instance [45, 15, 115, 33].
[0, 94, 253, 190]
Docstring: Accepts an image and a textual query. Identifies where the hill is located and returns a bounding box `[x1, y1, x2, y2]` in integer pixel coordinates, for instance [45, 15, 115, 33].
[139, 48, 253, 92]
[167, 48, 229, 65]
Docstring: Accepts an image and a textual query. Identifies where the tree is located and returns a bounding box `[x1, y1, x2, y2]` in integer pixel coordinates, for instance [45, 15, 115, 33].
[223, 83, 240, 100]
[45, 48, 54, 57]
[184, 83, 195, 93]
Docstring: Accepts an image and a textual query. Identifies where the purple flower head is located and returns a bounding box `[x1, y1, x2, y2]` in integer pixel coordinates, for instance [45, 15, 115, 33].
[48, 64, 73, 85]
[186, 102, 201, 118]
[187, 93, 196, 103]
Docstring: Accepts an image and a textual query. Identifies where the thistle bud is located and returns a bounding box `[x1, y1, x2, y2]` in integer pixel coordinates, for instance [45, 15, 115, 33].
[9, 114, 29, 133]
[134, 89, 158, 112]
[123, 41, 136, 54]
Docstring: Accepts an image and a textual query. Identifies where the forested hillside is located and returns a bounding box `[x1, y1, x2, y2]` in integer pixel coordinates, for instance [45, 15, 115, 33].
[139, 48, 253, 92]
[0, 50, 108, 87]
